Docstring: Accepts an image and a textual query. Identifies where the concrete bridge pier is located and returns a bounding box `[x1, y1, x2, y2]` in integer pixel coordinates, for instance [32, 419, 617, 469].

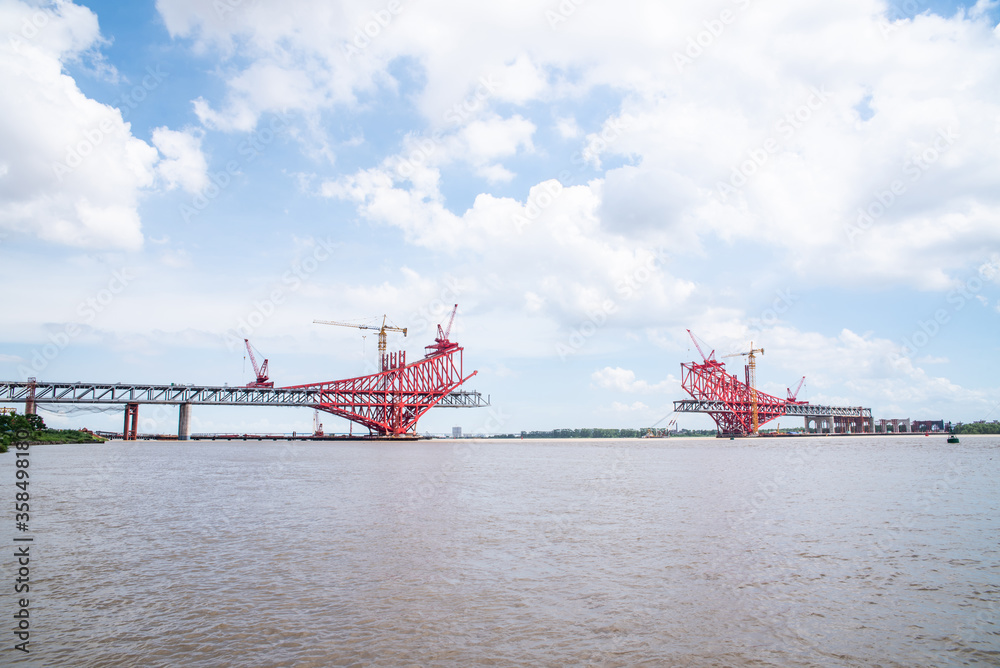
[805, 416, 834, 433]
[123, 403, 139, 440]
[178, 403, 192, 441]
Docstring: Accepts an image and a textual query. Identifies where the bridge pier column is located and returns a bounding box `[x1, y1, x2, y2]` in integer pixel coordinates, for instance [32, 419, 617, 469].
[178, 403, 191, 441]
[123, 403, 139, 440]
[24, 377, 37, 415]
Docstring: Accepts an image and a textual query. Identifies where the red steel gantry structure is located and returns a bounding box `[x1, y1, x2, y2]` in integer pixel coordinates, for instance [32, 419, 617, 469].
[680, 330, 785, 436]
[288, 307, 476, 437]
[676, 330, 872, 436]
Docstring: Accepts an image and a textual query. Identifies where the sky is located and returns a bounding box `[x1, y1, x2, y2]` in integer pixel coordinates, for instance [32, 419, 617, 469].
[1, 0, 999, 436]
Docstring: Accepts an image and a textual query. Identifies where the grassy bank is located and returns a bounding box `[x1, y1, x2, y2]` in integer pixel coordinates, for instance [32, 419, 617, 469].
[1, 412, 104, 452]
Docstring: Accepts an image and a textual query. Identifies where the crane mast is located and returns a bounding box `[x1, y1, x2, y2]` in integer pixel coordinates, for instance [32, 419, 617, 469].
[723, 342, 765, 434]
[787, 376, 806, 403]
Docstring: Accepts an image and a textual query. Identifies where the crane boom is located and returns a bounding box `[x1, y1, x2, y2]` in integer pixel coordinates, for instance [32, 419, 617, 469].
[439, 304, 458, 341]
[314, 315, 407, 358]
[425, 304, 462, 357]
[243, 338, 274, 388]
[313, 319, 406, 334]
[686, 329, 715, 363]
[787, 376, 806, 402]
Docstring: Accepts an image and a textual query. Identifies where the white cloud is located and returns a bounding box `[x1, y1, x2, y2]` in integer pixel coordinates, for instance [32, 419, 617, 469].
[703, 324, 997, 418]
[0, 1, 158, 250]
[916, 355, 949, 364]
[555, 116, 581, 139]
[152, 127, 209, 193]
[491, 53, 547, 104]
[611, 400, 649, 412]
[158, 0, 1000, 291]
[592, 367, 675, 393]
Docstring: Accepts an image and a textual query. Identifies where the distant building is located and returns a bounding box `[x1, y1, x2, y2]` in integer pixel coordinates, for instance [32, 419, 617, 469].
[912, 420, 949, 432]
[452, 426, 462, 438]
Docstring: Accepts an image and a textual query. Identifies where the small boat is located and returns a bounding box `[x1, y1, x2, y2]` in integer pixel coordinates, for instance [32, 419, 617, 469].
[947, 434, 960, 444]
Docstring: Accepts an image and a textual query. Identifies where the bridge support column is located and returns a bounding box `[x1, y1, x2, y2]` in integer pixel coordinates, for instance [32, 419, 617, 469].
[123, 403, 139, 440]
[24, 377, 37, 415]
[178, 403, 191, 441]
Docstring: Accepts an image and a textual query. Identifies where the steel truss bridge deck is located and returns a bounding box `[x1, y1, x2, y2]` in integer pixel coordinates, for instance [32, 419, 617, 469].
[674, 400, 871, 419]
[0, 381, 489, 409]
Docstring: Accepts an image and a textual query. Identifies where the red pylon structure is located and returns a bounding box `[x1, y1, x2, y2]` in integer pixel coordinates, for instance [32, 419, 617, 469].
[681, 330, 785, 436]
[288, 309, 476, 437]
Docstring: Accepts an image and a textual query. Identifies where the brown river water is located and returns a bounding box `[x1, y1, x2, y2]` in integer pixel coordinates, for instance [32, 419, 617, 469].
[2, 436, 998, 666]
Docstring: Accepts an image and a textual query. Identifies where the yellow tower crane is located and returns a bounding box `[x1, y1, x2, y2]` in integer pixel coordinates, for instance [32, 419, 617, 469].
[723, 342, 765, 435]
[313, 315, 407, 357]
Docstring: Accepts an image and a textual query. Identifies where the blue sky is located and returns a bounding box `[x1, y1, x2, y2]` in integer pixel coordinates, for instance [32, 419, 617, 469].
[1, 0, 999, 436]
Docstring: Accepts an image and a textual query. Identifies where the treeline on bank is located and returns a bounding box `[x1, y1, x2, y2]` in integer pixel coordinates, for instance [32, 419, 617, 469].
[953, 421, 1000, 435]
[0, 412, 104, 452]
[488, 428, 718, 439]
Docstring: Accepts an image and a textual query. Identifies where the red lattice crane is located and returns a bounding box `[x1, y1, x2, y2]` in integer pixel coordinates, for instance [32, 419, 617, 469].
[687, 328, 717, 363]
[244, 339, 274, 388]
[290, 306, 476, 437]
[426, 304, 460, 356]
[787, 376, 806, 403]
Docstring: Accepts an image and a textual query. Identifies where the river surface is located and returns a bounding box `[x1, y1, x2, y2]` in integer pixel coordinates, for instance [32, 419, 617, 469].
[2, 436, 998, 667]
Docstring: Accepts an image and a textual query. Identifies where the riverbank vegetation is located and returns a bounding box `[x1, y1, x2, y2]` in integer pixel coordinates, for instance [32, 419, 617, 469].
[953, 421, 1000, 435]
[0, 412, 104, 452]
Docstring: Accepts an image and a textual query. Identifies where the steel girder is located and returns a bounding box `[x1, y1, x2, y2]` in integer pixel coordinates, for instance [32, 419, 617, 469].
[0, 381, 488, 410]
[675, 399, 872, 419]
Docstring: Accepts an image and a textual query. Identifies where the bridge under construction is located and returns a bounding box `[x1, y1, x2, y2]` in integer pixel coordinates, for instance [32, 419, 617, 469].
[1, 308, 489, 440]
[676, 330, 874, 436]
[0, 381, 488, 440]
